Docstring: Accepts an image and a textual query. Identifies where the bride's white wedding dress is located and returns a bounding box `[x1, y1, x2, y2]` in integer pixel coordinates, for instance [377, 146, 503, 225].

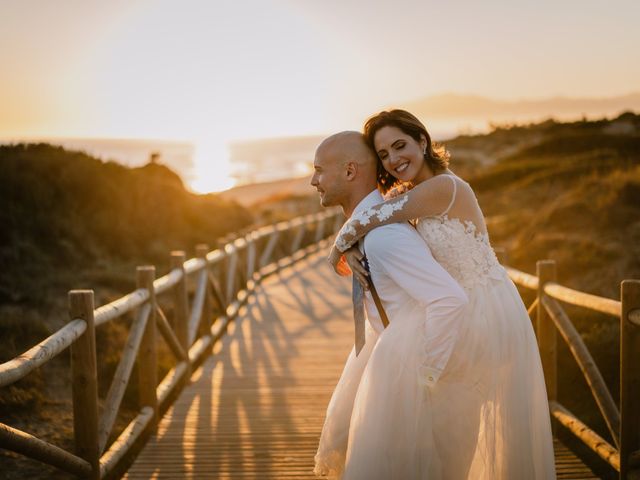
[314, 174, 556, 479]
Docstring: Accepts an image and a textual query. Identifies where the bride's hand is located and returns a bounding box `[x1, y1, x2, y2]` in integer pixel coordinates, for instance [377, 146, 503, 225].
[328, 245, 351, 276]
[343, 247, 369, 289]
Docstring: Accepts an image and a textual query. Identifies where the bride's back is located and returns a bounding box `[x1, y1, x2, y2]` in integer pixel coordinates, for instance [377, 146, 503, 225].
[415, 174, 503, 291]
[431, 174, 488, 236]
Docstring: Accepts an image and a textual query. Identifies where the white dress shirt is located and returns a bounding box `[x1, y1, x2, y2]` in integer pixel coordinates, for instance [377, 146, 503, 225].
[354, 189, 468, 386]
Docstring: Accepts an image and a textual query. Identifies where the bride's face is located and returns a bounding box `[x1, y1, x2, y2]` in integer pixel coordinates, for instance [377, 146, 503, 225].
[373, 126, 431, 184]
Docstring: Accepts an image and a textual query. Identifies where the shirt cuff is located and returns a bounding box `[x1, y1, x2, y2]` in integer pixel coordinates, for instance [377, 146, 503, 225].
[418, 365, 443, 387]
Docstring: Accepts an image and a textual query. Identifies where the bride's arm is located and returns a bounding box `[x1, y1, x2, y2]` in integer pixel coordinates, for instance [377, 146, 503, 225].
[334, 175, 456, 253]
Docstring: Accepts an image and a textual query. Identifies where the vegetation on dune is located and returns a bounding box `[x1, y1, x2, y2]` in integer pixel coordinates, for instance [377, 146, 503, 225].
[0, 143, 253, 475]
[468, 119, 640, 295]
[0, 143, 252, 307]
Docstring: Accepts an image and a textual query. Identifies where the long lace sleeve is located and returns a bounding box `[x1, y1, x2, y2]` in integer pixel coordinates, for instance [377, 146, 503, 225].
[335, 174, 457, 252]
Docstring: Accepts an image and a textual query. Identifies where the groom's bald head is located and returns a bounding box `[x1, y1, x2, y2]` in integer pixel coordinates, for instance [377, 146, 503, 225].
[310, 131, 379, 214]
[316, 131, 377, 171]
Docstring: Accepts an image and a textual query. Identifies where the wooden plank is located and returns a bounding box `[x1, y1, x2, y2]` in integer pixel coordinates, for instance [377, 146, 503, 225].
[125, 251, 353, 479]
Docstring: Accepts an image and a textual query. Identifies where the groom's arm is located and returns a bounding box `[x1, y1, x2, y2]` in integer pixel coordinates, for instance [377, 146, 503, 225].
[364, 225, 468, 387]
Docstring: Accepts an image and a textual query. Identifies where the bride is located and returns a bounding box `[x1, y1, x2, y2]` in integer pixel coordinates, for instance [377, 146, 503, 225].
[314, 110, 556, 479]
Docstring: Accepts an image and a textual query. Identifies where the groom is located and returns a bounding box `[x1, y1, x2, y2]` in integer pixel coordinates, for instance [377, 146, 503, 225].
[311, 131, 474, 478]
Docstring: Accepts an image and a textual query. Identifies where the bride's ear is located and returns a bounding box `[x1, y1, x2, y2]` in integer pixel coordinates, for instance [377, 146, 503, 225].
[419, 134, 428, 153]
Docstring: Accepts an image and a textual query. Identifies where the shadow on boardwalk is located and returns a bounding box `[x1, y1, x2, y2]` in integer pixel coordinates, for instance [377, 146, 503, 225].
[125, 251, 354, 479]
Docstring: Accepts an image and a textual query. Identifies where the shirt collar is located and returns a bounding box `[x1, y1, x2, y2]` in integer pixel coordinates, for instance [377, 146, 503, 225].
[351, 189, 383, 218]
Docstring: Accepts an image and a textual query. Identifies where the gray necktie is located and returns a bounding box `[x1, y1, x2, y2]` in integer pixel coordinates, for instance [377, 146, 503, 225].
[352, 275, 366, 356]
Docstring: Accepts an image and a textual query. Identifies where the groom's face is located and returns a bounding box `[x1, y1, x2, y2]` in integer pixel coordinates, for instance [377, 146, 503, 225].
[310, 150, 347, 207]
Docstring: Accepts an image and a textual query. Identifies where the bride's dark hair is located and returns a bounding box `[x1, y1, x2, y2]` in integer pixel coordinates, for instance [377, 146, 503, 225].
[363, 109, 450, 193]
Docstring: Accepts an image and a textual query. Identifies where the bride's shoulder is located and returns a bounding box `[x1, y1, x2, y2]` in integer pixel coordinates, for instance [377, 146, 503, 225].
[432, 173, 475, 196]
[383, 183, 411, 200]
[417, 173, 459, 197]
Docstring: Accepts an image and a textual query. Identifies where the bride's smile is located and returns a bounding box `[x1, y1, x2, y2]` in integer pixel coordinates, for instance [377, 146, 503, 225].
[373, 125, 431, 184]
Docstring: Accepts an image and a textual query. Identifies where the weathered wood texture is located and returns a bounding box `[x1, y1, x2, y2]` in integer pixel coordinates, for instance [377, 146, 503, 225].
[537, 260, 558, 405]
[621, 280, 640, 479]
[125, 252, 597, 479]
[69, 289, 100, 479]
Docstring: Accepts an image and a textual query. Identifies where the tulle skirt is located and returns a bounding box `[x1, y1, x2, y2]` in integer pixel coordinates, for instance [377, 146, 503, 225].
[314, 271, 556, 479]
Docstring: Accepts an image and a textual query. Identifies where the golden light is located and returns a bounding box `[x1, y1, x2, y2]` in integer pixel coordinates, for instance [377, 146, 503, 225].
[188, 138, 235, 193]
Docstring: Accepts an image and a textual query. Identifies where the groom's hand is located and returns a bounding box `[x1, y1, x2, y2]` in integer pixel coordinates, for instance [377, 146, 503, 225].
[344, 247, 369, 289]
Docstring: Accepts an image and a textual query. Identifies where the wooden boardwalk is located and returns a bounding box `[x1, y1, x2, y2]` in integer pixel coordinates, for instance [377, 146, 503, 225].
[125, 251, 598, 479]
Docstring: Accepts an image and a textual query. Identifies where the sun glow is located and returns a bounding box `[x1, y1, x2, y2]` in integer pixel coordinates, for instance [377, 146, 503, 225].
[1, 0, 638, 195]
[188, 139, 235, 193]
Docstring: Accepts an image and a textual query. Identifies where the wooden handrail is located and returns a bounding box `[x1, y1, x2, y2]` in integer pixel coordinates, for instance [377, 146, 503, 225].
[507, 266, 623, 319]
[153, 267, 183, 296]
[0, 208, 343, 478]
[94, 288, 149, 327]
[550, 401, 620, 471]
[544, 282, 621, 317]
[0, 319, 87, 387]
[506, 257, 640, 479]
[542, 295, 620, 447]
[505, 266, 539, 290]
[183, 256, 207, 275]
[628, 308, 640, 327]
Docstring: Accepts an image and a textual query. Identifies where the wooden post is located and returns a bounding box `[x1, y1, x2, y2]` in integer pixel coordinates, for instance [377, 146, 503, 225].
[620, 279, 640, 479]
[226, 246, 239, 305]
[196, 244, 212, 337]
[136, 266, 158, 432]
[246, 234, 257, 282]
[235, 243, 247, 293]
[69, 290, 100, 479]
[171, 251, 190, 354]
[537, 260, 557, 408]
[217, 238, 230, 305]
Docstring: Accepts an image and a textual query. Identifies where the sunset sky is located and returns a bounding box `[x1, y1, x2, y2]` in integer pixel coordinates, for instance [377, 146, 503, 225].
[1, 0, 638, 191]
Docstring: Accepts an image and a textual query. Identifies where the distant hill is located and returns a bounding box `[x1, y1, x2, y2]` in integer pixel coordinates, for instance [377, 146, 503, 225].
[401, 91, 640, 123]
[219, 175, 314, 206]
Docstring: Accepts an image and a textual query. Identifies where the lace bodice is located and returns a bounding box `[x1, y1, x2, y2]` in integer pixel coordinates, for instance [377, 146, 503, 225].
[415, 215, 505, 291]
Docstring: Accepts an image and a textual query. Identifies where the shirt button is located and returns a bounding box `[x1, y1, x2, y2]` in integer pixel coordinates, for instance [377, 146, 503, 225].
[428, 376, 434, 381]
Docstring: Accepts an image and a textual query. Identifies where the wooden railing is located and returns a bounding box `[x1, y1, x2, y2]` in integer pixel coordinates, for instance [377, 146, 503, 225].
[497, 251, 640, 480]
[0, 208, 343, 479]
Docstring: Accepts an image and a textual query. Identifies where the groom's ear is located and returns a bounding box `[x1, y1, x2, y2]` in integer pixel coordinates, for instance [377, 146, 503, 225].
[345, 161, 358, 181]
